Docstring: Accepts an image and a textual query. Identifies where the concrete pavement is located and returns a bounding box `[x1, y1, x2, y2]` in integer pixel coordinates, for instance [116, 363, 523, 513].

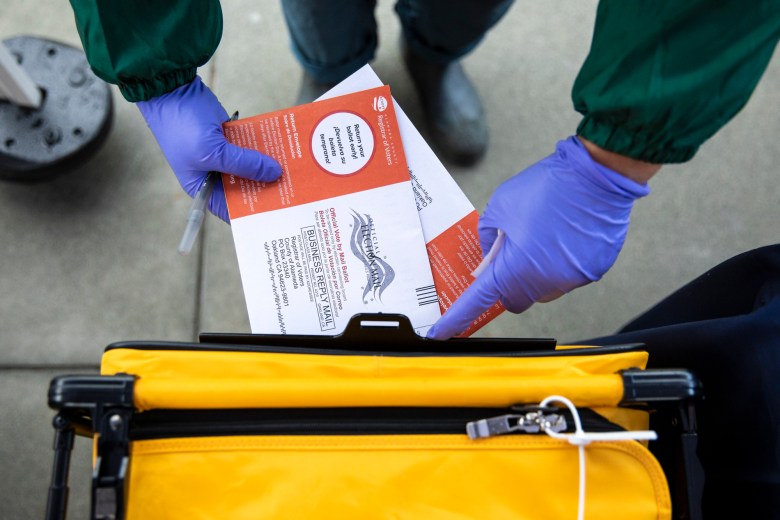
[1, 1, 777, 517]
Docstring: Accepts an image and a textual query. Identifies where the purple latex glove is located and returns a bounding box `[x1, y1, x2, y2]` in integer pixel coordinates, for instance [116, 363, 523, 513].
[136, 76, 282, 222]
[427, 136, 651, 339]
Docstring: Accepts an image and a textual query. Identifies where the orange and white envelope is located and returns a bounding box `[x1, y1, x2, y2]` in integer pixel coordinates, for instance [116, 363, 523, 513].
[222, 85, 441, 335]
[319, 66, 505, 336]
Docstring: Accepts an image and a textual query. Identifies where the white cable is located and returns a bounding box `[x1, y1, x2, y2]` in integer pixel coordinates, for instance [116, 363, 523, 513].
[538, 396, 658, 520]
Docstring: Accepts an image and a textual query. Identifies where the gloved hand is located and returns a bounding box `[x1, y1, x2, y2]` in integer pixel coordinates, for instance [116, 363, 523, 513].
[427, 136, 651, 339]
[136, 76, 282, 222]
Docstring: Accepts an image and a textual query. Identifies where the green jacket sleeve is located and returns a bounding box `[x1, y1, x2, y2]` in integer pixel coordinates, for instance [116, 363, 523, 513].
[68, 0, 223, 102]
[572, 0, 780, 164]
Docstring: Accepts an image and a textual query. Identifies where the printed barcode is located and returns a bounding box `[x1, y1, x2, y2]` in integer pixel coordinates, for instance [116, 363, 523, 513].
[415, 285, 439, 306]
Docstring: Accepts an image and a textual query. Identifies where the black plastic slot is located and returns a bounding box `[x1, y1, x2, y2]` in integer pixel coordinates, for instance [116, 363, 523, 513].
[197, 313, 558, 353]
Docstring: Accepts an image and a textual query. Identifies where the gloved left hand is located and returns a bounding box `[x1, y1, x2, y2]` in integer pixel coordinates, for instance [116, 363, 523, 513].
[427, 136, 651, 340]
[137, 76, 282, 222]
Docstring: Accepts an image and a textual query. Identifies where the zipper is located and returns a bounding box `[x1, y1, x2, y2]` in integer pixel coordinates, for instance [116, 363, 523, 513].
[465, 407, 568, 440]
[129, 406, 624, 441]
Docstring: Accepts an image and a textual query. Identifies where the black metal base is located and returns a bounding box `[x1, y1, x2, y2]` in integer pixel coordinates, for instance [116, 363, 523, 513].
[0, 35, 113, 182]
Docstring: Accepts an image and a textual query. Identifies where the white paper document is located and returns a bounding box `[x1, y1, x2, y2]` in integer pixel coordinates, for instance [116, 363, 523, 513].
[222, 84, 442, 335]
[319, 66, 505, 336]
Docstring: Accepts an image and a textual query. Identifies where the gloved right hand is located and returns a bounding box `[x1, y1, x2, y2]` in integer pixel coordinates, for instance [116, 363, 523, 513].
[427, 136, 651, 340]
[136, 76, 282, 222]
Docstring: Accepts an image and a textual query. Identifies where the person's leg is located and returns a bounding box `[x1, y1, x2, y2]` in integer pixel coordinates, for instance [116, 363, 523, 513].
[584, 245, 780, 518]
[395, 0, 515, 165]
[280, 0, 378, 103]
[395, 0, 513, 64]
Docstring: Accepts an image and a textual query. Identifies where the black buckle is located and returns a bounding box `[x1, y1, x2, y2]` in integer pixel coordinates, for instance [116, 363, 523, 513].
[47, 375, 135, 520]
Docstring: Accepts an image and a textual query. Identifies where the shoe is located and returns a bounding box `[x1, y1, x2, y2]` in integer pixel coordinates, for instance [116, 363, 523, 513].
[403, 43, 488, 166]
[295, 72, 336, 105]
